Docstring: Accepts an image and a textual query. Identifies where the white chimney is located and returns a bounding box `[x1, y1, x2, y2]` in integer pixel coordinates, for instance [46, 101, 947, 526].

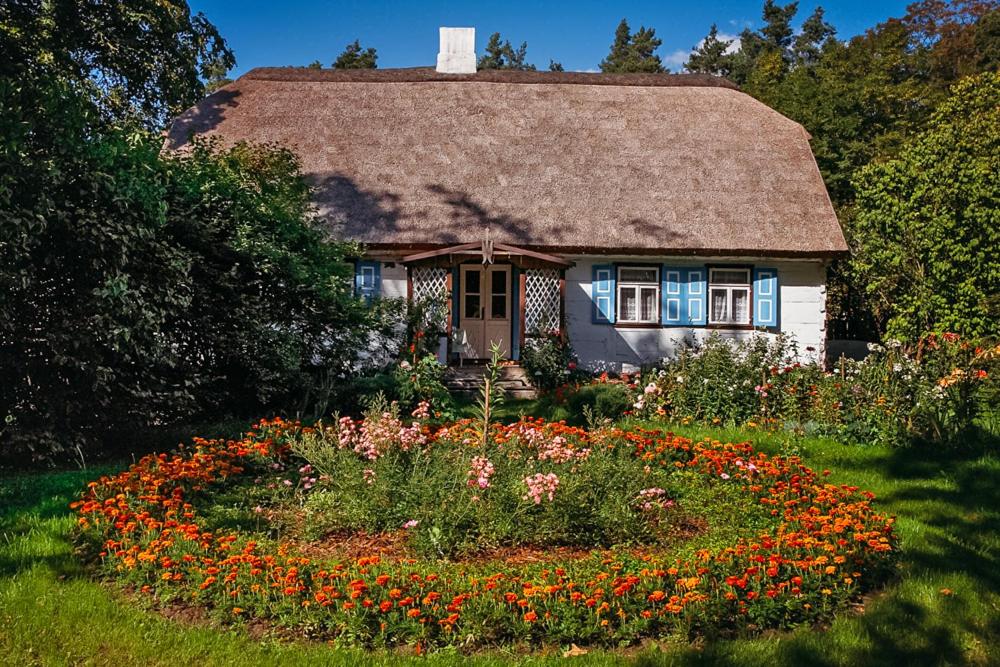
[436, 27, 476, 74]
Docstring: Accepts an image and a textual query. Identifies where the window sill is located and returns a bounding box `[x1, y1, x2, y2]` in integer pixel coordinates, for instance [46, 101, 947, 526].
[614, 322, 662, 329]
[706, 323, 755, 331]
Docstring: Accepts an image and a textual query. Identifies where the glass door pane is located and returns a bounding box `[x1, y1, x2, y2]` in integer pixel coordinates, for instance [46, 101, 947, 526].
[464, 268, 481, 320]
[490, 269, 507, 319]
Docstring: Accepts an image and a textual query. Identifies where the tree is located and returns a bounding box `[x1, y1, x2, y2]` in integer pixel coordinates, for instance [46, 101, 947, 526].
[333, 40, 377, 69]
[685, 24, 734, 75]
[974, 8, 1000, 69]
[848, 72, 999, 339]
[793, 7, 837, 65]
[306, 60, 323, 69]
[600, 18, 665, 73]
[0, 1, 395, 463]
[477, 32, 536, 70]
[0, 0, 235, 128]
[202, 58, 233, 93]
[760, 0, 799, 52]
[549, 60, 565, 72]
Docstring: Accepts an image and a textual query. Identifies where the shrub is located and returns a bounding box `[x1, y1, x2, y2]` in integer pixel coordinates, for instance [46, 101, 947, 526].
[630, 333, 998, 446]
[521, 330, 584, 391]
[392, 355, 455, 420]
[566, 383, 633, 424]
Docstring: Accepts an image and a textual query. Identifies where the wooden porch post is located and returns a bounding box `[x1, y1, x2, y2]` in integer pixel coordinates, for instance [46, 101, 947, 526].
[519, 270, 527, 350]
[559, 271, 567, 343]
[445, 270, 453, 361]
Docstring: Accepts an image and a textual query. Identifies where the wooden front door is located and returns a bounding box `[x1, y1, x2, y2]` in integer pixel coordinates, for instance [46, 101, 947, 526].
[460, 264, 511, 359]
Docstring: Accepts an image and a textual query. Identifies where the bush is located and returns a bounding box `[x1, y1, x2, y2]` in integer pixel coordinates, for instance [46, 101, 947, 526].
[566, 383, 633, 424]
[630, 333, 998, 446]
[521, 331, 583, 391]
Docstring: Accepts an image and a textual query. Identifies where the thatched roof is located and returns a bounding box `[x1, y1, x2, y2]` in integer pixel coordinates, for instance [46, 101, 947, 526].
[166, 67, 847, 257]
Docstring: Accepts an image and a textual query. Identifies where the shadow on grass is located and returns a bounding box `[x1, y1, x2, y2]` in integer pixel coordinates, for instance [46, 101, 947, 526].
[641, 437, 1000, 666]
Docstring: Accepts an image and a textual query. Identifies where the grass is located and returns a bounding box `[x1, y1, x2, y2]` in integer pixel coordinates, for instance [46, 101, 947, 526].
[1, 414, 998, 665]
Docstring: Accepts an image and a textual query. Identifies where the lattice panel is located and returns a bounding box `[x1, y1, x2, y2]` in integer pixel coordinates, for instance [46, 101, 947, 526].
[525, 269, 561, 334]
[410, 266, 449, 330]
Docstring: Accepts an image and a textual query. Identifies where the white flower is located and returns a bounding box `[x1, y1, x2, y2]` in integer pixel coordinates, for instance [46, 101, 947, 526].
[399, 360, 412, 370]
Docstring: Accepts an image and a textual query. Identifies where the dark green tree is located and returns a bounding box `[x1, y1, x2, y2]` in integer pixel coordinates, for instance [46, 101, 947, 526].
[333, 40, 377, 69]
[793, 7, 837, 65]
[974, 8, 1000, 69]
[685, 24, 734, 75]
[848, 72, 1000, 339]
[600, 18, 665, 73]
[549, 59, 565, 72]
[0, 0, 234, 127]
[477, 32, 536, 70]
[760, 0, 799, 52]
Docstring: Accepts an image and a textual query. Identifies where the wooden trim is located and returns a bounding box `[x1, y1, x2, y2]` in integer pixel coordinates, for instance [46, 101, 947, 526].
[406, 266, 413, 302]
[706, 263, 755, 327]
[370, 242, 846, 260]
[614, 322, 663, 330]
[493, 243, 573, 267]
[445, 270, 453, 360]
[401, 242, 572, 267]
[519, 271, 527, 346]
[559, 272, 566, 341]
[705, 324, 756, 331]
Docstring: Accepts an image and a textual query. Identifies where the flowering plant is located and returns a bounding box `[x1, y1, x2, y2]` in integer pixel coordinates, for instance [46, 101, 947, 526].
[72, 414, 897, 651]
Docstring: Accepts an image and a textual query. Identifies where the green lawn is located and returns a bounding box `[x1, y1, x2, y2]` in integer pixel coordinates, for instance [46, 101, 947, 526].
[1, 420, 998, 665]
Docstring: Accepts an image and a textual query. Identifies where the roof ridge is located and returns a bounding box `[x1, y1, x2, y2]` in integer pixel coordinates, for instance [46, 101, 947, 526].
[240, 66, 741, 90]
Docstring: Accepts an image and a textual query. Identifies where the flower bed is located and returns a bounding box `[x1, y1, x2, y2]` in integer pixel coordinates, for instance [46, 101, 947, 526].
[72, 415, 897, 651]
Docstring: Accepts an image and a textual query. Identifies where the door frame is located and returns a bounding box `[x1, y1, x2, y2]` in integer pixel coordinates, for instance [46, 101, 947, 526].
[457, 263, 512, 360]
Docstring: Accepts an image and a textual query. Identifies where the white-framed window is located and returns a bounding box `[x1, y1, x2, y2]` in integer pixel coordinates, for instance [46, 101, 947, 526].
[617, 266, 660, 324]
[709, 268, 751, 325]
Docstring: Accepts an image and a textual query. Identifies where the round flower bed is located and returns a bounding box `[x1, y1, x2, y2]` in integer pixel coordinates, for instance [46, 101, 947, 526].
[72, 414, 897, 651]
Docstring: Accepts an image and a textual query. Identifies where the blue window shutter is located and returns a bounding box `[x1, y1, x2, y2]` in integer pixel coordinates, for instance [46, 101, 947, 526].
[451, 266, 461, 328]
[355, 261, 380, 303]
[661, 266, 684, 325]
[685, 268, 707, 326]
[591, 264, 615, 324]
[753, 268, 779, 327]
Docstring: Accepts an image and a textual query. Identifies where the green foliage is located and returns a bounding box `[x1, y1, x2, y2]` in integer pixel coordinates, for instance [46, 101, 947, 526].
[685, 24, 735, 76]
[600, 19, 665, 73]
[849, 72, 1000, 339]
[473, 343, 506, 444]
[686, 1, 1000, 338]
[289, 417, 713, 561]
[477, 32, 536, 71]
[630, 333, 998, 447]
[521, 332, 581, 391]
[0, 0, 234, 127]
[0, 125, 397, 461]
[393, 355, 454, 419]
[333, 40, 378, 69]
[565, 383, 633, 425]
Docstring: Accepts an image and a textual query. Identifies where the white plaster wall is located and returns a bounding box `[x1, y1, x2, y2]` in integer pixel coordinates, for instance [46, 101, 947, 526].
[380, 263, 408, 299]
[565, 256, 828, 372]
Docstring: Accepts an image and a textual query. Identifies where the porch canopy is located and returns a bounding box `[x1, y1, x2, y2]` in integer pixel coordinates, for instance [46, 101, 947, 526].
[401, 242, 570, 362]
[400, 241, 573, 269]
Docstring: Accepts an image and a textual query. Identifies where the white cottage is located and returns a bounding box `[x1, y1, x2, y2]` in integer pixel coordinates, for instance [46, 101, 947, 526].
[167, 28, 846, 372]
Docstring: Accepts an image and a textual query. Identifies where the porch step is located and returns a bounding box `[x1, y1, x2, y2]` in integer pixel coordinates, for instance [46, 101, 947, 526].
[444, 364, 538, 400]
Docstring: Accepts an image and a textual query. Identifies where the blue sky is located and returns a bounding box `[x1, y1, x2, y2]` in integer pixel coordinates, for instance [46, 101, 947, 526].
[191, 1, 911, 77]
